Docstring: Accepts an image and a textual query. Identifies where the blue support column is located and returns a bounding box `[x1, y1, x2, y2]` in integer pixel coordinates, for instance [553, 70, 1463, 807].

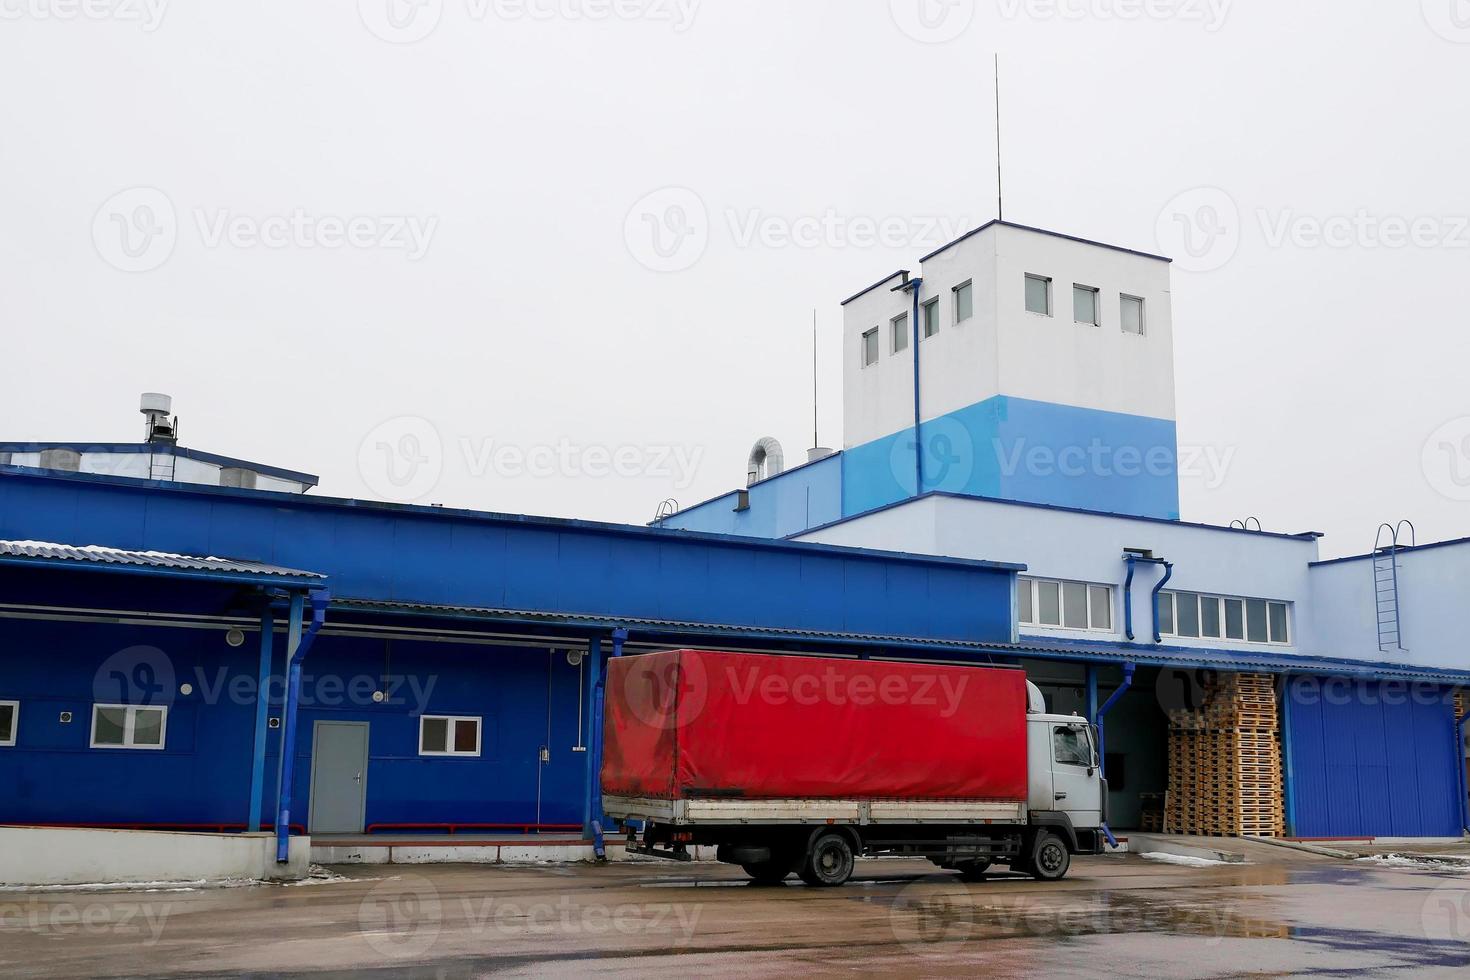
[247, 609, 275, 832]
[1085, 665, 1099, 725]
[582, 636, 604, 843]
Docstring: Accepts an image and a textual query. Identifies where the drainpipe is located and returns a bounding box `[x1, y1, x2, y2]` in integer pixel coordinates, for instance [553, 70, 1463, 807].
[894, 276, 925, 497]
[1150, 563, 1174, 644]
[247, 607, 275, 833]
[1457, 698, 1470, 836]
[1095, 662, 1136, 849]
[1123, 555, 1172, 643]
[275, 587, 329, 864]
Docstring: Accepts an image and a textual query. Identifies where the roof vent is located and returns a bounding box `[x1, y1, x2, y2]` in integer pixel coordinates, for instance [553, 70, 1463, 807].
[747, 437, 784, 487]
[140, 392, 177, 444]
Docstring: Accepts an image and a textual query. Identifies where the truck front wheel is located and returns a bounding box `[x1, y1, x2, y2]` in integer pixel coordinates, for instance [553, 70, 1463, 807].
[1028, 831, 1071, 882]
[798, 832, 855, 887]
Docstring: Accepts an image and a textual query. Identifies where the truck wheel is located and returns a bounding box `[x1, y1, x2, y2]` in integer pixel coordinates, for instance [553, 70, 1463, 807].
[1028, 831, 1071, 882]
[798, 832, 855, 887]
[954, 859, 992, 882]
[741, 859, 793, 884]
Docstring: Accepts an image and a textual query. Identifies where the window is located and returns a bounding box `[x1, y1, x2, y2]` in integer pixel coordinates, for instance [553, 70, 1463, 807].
[1159, 592, 1291, 645]
[1024, 274, 1051, 315]
[39, 448, 81, 472]
[891, 314, 908, 354]
[1053, 725, 1094, 767]
[90, 704, 167, 749]
[1121, 294, 1145, 335]
[419, 715, 482, 757]
[1073, 284, 1100, 325]
[922, 298, 940, 338]
[0, 701, 16, 747]
[861, 327, 879, 367]
[1018, 577, 1114, 633]
[954, 281, 974, 323]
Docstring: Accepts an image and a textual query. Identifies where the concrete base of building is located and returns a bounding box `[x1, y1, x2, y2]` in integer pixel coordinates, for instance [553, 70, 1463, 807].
[310, 836, 717, 866]
[0, 827, 312, 887]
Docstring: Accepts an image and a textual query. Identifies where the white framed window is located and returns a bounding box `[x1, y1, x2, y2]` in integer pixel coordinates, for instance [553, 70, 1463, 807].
[0, 701, 17, 747]
[922, 298, 940, 338]
[90, 704, 167, 750]
[953, 280, 974, 323]
[861, 327, 879, 367]
[1159, 591, 1291, 645]
[1121, 294, 1145, 335]
[419, 715, 482, 757]
[1073, 284, 1100, 326]
[891, 315, 908, 354]
[1018, 577, 1114, 633]
[1024, 274, 1052, 316]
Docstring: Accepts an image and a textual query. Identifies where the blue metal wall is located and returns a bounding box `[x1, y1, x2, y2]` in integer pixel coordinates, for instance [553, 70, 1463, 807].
[1286, 677, 1462, 838]
[0, 617, 587, 829]
[657, 453, 842, 539]
[0, 469, 1016, 646]
[842, 395, 1181, 522]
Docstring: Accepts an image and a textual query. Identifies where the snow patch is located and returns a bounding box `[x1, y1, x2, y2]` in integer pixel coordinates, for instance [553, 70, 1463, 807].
[1138, 851, 1237, 868]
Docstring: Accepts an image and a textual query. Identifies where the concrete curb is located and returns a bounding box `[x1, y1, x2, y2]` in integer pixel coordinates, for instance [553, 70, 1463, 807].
[1126, 833, 1246, 864]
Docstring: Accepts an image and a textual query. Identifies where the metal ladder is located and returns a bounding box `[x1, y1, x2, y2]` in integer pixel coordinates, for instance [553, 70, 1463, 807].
[148, 451, 176, 482]
[1372, 521, 1415, 653]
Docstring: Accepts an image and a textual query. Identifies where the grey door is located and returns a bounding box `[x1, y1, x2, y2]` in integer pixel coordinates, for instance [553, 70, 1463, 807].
[308, 721, 369, 834]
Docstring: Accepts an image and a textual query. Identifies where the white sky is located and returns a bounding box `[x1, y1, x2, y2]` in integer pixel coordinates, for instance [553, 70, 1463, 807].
[3, 1, 1468, 559]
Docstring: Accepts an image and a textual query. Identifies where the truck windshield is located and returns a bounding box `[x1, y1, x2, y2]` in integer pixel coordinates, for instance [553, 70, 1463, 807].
[1053, 726, 1093, 767]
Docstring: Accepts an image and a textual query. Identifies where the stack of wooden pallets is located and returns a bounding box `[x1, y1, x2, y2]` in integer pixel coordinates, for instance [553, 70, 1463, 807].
[1166, 673, 1285, 838]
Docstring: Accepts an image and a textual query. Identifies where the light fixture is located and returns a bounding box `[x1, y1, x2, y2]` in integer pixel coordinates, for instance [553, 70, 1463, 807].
[225, 628, 246, 648]
[566, 649, 584, 667]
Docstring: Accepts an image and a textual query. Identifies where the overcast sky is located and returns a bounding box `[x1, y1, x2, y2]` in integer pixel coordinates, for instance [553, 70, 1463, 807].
[3, 1, 1468, 558]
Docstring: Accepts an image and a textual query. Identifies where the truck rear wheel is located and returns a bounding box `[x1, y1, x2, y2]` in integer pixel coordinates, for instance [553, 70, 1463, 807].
[798, 832, 855, 887]
[1028, 831, 1071, 882]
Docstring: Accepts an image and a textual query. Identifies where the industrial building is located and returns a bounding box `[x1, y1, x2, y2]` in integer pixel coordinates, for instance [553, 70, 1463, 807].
[661, 220, 1470, 840]
[1, 220, 1467, 879]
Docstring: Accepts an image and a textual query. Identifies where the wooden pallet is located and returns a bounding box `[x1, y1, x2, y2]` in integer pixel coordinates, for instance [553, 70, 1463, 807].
[1165, 673, 1285, 838]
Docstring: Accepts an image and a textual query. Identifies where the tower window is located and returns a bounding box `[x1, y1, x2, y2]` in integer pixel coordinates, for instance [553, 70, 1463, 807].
[1073, 284, 1100, 326]
[922, 298, 940, 338]
[891, 315, 908, 353]
[861, 327, 879, 367]
[954, 280, 974, 323]
[1121, 294, 1145, 335]
[1025, 274, 1052, 316]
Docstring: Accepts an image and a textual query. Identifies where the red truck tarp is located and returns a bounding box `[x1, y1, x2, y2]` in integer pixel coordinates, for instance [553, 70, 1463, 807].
[601, 650, 1028, 802]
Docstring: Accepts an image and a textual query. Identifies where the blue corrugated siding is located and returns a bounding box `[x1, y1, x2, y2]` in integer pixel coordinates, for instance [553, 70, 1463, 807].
[0, 470, 1015, 646]
[1288, 677, 1461, 838]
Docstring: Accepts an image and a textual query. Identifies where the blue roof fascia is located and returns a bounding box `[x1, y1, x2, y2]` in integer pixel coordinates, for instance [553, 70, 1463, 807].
[917, 219, 1173, 265]
[1310, 536, 1470, 568]
[0, 467, 1025, 576]
[656, 451, 844, 525]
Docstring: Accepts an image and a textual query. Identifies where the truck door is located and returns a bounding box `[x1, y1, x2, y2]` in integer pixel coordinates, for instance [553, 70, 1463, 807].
[1050, 723, 1103, 828]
